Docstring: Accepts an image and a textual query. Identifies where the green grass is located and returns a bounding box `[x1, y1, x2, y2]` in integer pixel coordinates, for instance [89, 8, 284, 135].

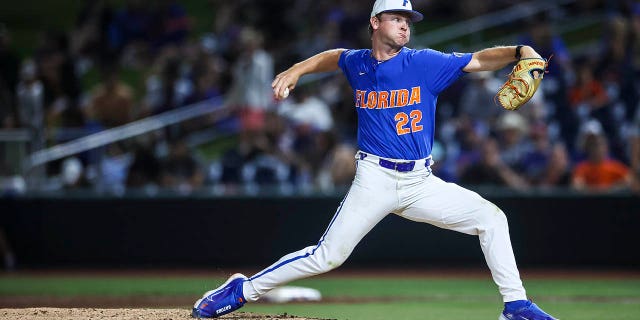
[244, 301, 640, 320]
[245, 301, 502, 320]
[1, 273, 639, 319]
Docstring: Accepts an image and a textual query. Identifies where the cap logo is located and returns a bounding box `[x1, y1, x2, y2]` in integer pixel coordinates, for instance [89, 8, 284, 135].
[371, 0, 423, 22]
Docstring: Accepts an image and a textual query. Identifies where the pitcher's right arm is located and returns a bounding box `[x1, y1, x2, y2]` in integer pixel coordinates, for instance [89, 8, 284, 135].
[272, 49, 346, 100]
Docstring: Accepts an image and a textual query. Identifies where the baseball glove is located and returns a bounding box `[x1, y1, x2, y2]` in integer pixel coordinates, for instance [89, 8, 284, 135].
[495, 58, 548, 111]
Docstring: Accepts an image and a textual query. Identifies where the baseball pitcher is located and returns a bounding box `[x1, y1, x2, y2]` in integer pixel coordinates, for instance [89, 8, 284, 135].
[193, 1, 553, 319]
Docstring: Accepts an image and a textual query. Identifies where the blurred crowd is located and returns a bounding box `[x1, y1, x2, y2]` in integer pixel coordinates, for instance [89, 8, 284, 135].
[0, 0, 639, 196]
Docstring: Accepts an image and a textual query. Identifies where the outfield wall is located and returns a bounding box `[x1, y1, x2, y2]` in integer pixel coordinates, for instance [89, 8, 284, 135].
[2, 193, 639, 268]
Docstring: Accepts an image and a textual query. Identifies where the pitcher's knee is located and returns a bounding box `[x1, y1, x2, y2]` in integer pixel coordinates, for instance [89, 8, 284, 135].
[314, 243, 351, 273]
[478, 201, 509, 229]
[318, 258, 345, 273]
[321, 251, 349, 273]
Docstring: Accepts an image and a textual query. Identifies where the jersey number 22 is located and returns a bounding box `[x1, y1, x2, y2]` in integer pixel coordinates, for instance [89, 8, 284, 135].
[395, 110, 423, 135]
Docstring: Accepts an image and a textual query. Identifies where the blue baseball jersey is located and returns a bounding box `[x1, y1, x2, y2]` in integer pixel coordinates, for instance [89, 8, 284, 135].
[338, 47, 472, 160]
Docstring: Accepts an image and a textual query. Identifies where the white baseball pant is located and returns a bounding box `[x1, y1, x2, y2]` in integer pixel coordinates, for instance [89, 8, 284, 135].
[242, 151, 527, 302]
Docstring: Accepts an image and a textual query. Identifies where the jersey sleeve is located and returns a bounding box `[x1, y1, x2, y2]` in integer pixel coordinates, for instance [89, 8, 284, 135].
[338, 49, 360, 87]
[416, 49, 472, 94]
[338, 49, 351, 71]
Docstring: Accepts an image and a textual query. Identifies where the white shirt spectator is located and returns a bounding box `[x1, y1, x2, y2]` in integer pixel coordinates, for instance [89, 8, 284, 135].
[279, 96, 334, 132]
[226, 27, 274, 111]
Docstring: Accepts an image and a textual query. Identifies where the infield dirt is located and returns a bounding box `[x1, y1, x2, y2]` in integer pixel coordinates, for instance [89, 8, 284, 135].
[0, 308, 330, 320]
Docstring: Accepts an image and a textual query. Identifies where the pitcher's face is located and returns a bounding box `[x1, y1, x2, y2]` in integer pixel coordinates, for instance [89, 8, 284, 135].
[373, 12, 412, 47]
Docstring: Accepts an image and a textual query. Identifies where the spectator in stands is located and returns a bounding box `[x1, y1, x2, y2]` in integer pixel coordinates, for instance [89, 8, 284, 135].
[216, 110, 294, 191]
[278, 84, 334, 133]
[149, 0, 190, 51]
[519, 13, 571, 73]
[143, 52, 193, 117]
[495, 112, 532, 173]
[520, 123, 552, 185]
[225, 27, 274, 132]
[315, 141, 357, 192]
[574, 118, 605, 161]
[183, 61, 223, 106]
[594, 14, 638, 160]
[15, 59, 45, 150]
[108, 0, 154, 67]
[211, 26, 281, 190]
[11, 58, 47, 188]
[571, 134, 632, 193]
[160, 138, 204, 193]
[10, 0, 640, 195]
[570, 56, 609, 116]
[126, 141, 161, 190]
[518, 12, 577, 151]
[35, 32, 84, 130]
[453, 119, 485, 182]
[205, 1, 242, 57]
[430, 140, 455, 183]
[240, 111, 295, 189]
[458, 71, 502, 127]
[543, 143, 572, 188]
[98, 143, 132, 193]
[216, 149, 245, 190]
[459, 138, 529, 190]
[85, 65, 135, 128]
[596, 13, 639, 125]
[278, 84, 335, 187]
[70, 0, 113, 67]
[326, 77, 358, 143]
[522, 123, 572, 187]
[180, 57, 225, 135]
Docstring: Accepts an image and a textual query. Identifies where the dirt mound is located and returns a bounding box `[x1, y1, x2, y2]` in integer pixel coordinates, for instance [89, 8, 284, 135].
[0, 308, 328, 320]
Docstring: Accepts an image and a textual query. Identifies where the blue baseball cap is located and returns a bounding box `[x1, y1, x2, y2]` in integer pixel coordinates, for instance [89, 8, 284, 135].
[371, 0, 424, 22]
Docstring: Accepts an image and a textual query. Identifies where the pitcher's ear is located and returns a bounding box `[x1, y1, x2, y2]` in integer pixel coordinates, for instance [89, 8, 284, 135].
[370, 15, 380, 30]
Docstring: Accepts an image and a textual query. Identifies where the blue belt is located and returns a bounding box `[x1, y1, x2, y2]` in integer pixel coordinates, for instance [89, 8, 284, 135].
[378, 158, 416, 172]
[358, 152, 419, 172]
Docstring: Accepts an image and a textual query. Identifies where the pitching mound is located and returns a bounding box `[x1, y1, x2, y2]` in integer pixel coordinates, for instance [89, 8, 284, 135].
[0, 308, 329, 320]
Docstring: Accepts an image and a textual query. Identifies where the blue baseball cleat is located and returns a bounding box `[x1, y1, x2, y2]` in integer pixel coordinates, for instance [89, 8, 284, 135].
[192, 273, 248, 318]
[500, 300, 558, 320]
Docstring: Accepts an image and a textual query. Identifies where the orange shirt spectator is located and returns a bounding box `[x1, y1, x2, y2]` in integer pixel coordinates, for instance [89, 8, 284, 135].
[88, 81, 134, 127]
[571, 134, 631, 192]
[568, 61, 609, 110]
[572, 160, 629, 188]
[568, 80, 608, 108]
[86, 67, 134, 128]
